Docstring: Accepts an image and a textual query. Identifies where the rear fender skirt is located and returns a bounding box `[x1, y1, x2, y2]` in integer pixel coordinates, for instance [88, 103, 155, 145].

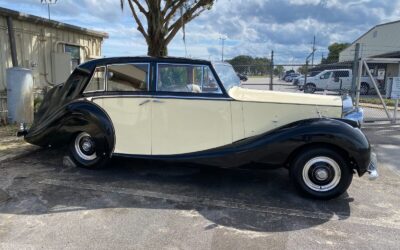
[116, 118, 370, 175]
[25, 101, 115, 157]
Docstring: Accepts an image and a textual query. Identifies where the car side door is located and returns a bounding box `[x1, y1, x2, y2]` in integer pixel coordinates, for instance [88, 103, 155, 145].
[89, 63, 152, 155]
[329, 70, 351, 91]
[151, 63, 233, 155]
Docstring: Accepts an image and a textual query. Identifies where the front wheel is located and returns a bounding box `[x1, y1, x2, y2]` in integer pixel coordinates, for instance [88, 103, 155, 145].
[304, 83, 316, 93]
[69, 132, 109, 169]
[290, 148, 353, 199]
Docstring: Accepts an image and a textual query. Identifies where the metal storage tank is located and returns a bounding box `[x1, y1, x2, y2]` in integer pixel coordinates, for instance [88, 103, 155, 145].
[6, 67, 34, 124]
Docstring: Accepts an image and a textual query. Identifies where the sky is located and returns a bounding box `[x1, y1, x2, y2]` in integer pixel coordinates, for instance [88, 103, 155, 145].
[1, 0, 400, 64]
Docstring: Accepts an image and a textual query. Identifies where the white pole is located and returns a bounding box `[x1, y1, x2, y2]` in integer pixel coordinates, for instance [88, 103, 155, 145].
[394, 98, 399, 124]
[363, 60, 392, 120]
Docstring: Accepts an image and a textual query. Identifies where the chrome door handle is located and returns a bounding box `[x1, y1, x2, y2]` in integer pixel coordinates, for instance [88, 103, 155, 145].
[139, 99, 151, 106]
[152, 99, 164, 104]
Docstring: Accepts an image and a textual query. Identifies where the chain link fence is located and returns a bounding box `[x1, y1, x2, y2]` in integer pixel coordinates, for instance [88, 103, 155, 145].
[231, 59, 400, 123]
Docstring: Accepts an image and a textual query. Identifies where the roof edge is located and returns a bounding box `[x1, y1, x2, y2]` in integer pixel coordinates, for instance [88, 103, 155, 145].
[0, 7, 109, 39]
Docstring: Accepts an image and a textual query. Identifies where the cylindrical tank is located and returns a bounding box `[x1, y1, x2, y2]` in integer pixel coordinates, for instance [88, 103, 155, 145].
[6, 67, 34, 124]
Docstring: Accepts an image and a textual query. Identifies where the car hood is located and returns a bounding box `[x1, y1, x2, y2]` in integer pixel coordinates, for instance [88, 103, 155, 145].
[228, 86, 342, 107]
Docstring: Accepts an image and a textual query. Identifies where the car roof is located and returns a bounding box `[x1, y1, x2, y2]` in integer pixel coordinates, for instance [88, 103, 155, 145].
[79, 56, 213, 71]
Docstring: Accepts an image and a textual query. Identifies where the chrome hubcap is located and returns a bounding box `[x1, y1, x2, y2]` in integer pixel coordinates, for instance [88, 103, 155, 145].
[302, 156, 341, 192]
[74, 132, 97, 161]
[315, 168, 329, 181]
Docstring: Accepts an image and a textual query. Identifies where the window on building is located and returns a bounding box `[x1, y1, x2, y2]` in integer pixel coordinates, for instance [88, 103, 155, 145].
[65, 45, 81, 72]
[107, 64, 149, 92]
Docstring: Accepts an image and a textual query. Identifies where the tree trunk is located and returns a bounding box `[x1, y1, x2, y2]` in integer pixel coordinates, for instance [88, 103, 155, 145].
[147, 39, 168, 57]
[146, 2, 168, 57]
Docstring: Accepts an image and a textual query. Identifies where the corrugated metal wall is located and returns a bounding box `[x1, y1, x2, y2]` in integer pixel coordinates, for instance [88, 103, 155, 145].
[0, 15, 104, 91]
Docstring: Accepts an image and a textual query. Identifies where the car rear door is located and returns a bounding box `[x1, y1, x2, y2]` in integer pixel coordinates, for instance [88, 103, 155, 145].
[90, 63, 152, 155]
[151, 63, 233, 155]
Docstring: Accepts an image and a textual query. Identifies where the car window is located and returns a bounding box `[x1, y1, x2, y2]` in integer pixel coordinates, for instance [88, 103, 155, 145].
[107, 63, 149, 92]
[85, 66, 105, 92]
[334, 71, 349, 78]
[321, 72, 331, 79]
[157, 64, 222, 94]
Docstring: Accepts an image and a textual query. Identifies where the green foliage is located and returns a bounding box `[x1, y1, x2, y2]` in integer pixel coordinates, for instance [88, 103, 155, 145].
[273, 65, 285, 76]
[321, 43, 350, 64]
[297, 65, 308, 75]
[227, 55, 271, 76]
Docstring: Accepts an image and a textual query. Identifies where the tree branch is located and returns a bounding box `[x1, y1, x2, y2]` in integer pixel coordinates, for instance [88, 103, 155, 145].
[165, 7, 207, 45]
[130, 0, 148, 14]
[127, 0, 149, 43]
[165, 0, 213, 45]
[163, 0, 186, 22]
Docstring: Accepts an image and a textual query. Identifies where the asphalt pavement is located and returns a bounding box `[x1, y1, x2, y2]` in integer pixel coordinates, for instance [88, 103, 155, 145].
[0, 124, 400, 249]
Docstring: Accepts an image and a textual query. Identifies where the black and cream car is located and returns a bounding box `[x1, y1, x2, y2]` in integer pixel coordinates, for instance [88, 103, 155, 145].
[20, 57, 378, 199]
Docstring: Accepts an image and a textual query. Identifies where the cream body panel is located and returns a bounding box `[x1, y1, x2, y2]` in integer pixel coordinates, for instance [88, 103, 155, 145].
[242, 102, 342, 137]
[230, 101, 245, 142]
[151, 99, 232, 155]
[93, 97, 152, 155]
[229, 87, 342, 107]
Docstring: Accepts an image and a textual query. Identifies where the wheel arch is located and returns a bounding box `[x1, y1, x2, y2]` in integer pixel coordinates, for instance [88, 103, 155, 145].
[285, 142, 357, 174]
[25, 100, 115, 157]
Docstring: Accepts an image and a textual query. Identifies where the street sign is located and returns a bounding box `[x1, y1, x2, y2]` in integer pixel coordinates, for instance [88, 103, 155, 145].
[391, 77, 400, 99]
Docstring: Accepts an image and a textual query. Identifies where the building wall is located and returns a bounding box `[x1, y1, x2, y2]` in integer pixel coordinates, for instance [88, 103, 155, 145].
[339, 22, 400, 62]
[0, 15, 104, 91]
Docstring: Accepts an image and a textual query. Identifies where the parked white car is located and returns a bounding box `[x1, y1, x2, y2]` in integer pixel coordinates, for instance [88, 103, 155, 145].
[299, 69, 375, 95]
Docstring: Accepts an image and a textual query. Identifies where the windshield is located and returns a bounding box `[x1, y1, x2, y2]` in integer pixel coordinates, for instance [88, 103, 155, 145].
[213, 63, 241, 91]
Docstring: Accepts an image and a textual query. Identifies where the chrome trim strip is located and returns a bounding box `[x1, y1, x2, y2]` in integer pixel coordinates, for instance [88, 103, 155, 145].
[90, 94, 233, 101]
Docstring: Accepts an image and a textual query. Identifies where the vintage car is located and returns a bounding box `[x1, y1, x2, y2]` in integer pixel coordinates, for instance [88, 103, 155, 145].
[19, 57, 378, 199]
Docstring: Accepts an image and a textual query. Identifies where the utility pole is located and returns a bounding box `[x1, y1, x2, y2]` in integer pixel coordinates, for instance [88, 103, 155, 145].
[219, 37, 226, 62]
[269, 50, 274, 91]
[311, 35, 316, 66]
[41, 0, 58, 20]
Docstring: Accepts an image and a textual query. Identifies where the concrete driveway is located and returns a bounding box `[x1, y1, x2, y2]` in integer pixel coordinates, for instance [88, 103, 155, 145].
[0, 125, 400, 249]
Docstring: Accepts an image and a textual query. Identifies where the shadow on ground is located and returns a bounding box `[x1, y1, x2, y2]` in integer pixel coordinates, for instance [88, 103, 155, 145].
[0, 149, 352, 233]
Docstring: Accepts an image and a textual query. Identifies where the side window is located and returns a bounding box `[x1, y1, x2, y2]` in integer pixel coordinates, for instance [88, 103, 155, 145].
[321, 72, 331, 79]
[157, 64, 222, 94]
[107, 64, 149, 92]
[85, 66, 105, 92]
[334, 71, 349, 78]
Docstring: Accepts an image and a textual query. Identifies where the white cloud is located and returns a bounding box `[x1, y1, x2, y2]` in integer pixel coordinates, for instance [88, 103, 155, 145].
[0, 0, 398, 63]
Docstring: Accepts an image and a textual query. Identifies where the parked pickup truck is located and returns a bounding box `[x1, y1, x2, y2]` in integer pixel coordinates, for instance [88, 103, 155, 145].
[298, 69, 375, 95]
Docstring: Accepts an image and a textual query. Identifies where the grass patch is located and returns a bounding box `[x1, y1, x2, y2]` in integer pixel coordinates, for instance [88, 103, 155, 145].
[0, 124, 18, 137]
[359, 97, 399, 107]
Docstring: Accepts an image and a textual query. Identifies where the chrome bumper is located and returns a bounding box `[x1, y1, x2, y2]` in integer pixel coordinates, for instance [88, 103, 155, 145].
[343, 107, 364, 124]
[367, 152, 379, 180]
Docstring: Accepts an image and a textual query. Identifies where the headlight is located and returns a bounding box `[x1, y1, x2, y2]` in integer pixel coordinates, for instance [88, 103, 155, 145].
[342, 95, 364, 123]
[342, 95, 354, 114]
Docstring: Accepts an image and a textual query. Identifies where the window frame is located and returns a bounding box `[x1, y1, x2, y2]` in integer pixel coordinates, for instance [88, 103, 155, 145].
[106, 62, 151, 92]
[155, 63, 225, 96]
[84, 66, 106, 94]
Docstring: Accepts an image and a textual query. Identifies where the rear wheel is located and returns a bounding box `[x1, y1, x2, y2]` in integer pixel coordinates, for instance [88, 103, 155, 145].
[304, 83, 316, 93]
[290, 148, 353, 199]
[69, 132, 109, 169]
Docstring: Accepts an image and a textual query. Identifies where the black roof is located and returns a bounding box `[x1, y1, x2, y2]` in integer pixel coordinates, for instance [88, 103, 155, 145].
[80, 56, 213, 70]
